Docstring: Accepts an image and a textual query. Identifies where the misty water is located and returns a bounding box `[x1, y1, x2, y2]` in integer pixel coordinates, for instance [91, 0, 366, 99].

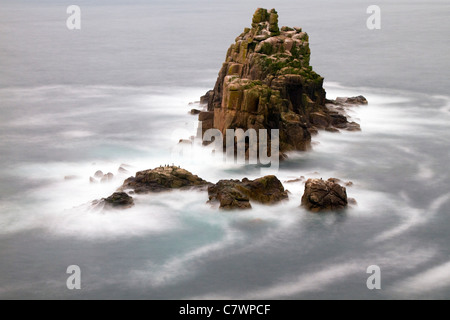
[0, 0, 449, 299]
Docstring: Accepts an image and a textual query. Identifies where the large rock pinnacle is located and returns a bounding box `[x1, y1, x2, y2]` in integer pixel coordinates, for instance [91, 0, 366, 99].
[199, 8, 365, 156]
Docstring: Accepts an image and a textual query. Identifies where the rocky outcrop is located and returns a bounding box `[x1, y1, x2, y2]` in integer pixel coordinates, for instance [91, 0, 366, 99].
[208, 175, 288, 210]
[120, 166, 211, 193]
[199, 8, 366, 155]
[331, 96, 368, 106]
[208, 180, 252, 210]
[92, 167, 289, 211]
[103, 192, 134, 209]
[91, 166, 354, 213]
[301, 178, 348, 212]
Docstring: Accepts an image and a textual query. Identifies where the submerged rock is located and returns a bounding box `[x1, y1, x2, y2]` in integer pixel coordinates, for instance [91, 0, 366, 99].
[208, 175, 288, 210]
[178, 139, 193, 145]
[94, 170, 104, 178]
[332, 96, 368, 106]
[285, 176, 306, 183]
[118, 166, 130, 174]
[101, 172, 114, 183]
[103, 192, 134, 209]
[120, 166, 211, 193]
[301, 178, 348, 212]
[199, 8, 367, 156]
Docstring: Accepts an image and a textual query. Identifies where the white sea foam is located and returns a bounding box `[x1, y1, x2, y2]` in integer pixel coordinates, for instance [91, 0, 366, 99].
[1, 83, 449, 299]
[391, 261, 450, 297]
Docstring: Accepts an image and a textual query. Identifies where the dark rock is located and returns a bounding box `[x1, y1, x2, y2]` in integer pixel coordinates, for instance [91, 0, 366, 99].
[190, 109, 201, 115]
[208, 180, 252, 210]
[198, 111, 214, 121]
[327, 177, 342, 184]
[103, 192, 134, 209]
[308, 127, 319, 136]
[331, 96, 368, 106]
[301, 178, 348, 212]
[346, 122, 361, 131]
[329, 113, 348, 127]
[120, 166, 211, 193]
[310, 112, 330, 129]
[241, 175, 289, 204]
[345, 96, 368, 105]
[198, 111, 214, 135]
[208, 175, 288, 210]
[200, 90, 214, 105]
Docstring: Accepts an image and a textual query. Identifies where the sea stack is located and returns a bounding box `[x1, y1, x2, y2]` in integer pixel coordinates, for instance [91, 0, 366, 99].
[199, 8, 364, 155]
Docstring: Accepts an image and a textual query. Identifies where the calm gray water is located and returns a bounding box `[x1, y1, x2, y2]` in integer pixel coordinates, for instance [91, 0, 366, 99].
[0, 0, 449, 299]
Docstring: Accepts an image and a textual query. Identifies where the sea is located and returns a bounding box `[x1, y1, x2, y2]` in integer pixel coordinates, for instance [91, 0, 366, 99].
[0, 0, 449, 299]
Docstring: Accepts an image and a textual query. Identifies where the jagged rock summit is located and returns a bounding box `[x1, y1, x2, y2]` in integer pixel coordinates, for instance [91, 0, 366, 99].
[199, 8, 365, 154]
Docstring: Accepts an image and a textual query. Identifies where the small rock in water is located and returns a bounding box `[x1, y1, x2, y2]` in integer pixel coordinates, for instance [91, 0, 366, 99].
[346, 96, 368, 105]
[101, 172, 114, 183]
[334, 96, 368, 105]
[327, 177, 342, 184]
[103, 192, 134, 209]
[89, 177, 98, 184]
[285, 176, 306, 183]
[178, 139, 193, 145]
[94, 170, 104, 178]
[190, 109, 201, 115]
[118, 166, 130, 174]
[346, 122, 361, 132]
[119, 166, 210, 193]
[208, 175, 288, 210]
[64, 175, 78, 180]
[301, 178, 348, 212]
